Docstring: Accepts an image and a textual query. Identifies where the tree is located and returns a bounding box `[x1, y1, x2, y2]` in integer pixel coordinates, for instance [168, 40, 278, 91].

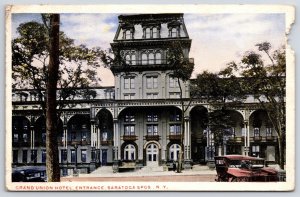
[45, 14, 60, 182]
[238, 42, 286, 169]
[192, 67, 245, 159]
[12, 15, 105, 181]
[167, 41, 194, 172]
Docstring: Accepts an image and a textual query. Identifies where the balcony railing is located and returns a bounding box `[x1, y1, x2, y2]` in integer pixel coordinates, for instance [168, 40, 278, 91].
[227, 136, 244, 143]
[101, 140, 113, 146]
[169, 134, 182, 140]
[122, 58, 194, 66]
[122, 135, 138, 141]
[145, 135, 160, 141]
[253, 136, 262, 141]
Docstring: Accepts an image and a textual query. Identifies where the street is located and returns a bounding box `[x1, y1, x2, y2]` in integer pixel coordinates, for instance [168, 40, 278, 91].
[61, 174, 216, 182]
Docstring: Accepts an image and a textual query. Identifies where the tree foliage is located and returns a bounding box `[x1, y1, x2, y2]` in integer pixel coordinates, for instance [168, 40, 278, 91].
[239, 42, 286, 169]
[166, 41, 194, 172]
[12, 18, 105, 112]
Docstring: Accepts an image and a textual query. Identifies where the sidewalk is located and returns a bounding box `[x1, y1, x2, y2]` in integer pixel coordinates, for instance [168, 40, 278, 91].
[75, 165, 217, 178]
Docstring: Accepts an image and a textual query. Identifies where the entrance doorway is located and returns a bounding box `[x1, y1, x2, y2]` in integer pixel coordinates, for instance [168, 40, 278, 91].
[102, 149, 107, 166]
[146, 143, 158, 166]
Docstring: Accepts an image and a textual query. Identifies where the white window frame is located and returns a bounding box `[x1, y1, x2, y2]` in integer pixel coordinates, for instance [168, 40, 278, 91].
[124, 125, 135, 136]
[170, 124, 181, 135]
[147, 124, 158, 135]
[124, 144, 136, 160]
[124, 77, 135, 89]
[169, 77, 179, 88]
[169, 144, 181, 161]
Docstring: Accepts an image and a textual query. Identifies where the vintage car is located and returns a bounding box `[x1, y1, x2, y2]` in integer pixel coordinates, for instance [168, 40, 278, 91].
[12, 166, 47, 182]
[214, 155, 279, 182]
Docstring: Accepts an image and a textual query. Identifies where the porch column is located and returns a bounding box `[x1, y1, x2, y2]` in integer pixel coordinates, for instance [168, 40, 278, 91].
[247, 121, 250, 156]
[184, 116, 191, 160]
[113, 119, 120, 160]
[184, 116, 192, 169]
[63, 126, 67, 149]
[30, 125, 35, 150]
[90, 122, 96, 148]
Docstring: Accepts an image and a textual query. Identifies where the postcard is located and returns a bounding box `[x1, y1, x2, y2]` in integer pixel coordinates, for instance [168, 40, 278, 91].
[6, 4, 295, 191]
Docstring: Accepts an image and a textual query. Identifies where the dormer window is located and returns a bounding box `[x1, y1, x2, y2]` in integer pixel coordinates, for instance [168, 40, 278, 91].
[125, 30, 132, 39]
[171, 28, 178, 38]
[122, 27, 134, 39]
[143, 25, 160, 39]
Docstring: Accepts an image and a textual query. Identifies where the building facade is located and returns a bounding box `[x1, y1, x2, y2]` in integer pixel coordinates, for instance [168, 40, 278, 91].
[11, 14, 279, 176]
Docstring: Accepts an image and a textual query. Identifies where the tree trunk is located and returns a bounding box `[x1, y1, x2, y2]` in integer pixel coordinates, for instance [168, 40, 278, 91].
[176, 77, 185, 173]
[46, 14, 60, 182]
[277, 135, 285, 170]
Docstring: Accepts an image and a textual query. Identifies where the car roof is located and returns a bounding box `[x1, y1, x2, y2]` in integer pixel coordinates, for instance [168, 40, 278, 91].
[215, 155, 264, 161]
[13, 166, 46, 174]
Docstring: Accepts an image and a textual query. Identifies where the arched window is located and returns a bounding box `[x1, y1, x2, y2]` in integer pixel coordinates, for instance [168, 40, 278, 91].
[131, 54, 136, 65]
[169, 144, 181, 161]
[142, 53, 147, 65]
[125, 54, 131, 65]
[155, 52, 161, 64]
[171, 28, 177, 38]
[125, 30, 132, 39]
[145, 28, 151, 38]
[152, 27, 158, 38]
[124, 144, 136, 160]
[149, 53, 154, 64]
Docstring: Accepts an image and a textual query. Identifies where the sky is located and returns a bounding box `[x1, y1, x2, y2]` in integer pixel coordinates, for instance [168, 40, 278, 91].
[11, 13, 286, 86]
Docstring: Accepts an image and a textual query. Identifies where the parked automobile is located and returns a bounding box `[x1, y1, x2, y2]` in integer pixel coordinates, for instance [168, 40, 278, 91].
[12, 166, 46, 182]
[214, 155, 279, 182]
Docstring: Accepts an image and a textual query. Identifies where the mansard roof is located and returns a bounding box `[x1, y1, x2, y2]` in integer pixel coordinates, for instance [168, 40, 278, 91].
[118, 13, 184, 24]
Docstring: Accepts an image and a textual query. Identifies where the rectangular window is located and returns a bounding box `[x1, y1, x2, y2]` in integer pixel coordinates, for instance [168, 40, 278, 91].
[147, 125, 158, 135]
[61, 149, 67, 162]
[124, 125, 135, 136]
[23, 133, 28, 142]
[124, 93, 135, 100]
[147, 113, 158, 122]
[22, 150, 27, 163]
[266, 128, 272, 137]
[146, 76, 158, 89]
[81, 131, 87, 141]
[170, 111, 181, 121]
[146, 93, 158, 99]
[13, 133, 18, 142]
[31, 150, 37, 163]
[102, 132, 108, 141]
[41, 149, 46, 163]
[71, 149, 76, 163]
[81, 150, 87, 163]
[124, 77, 135, 89]
[169, 92, 180, 99]
[254, 128, 260, 137]
[170, 124, 181, 135]
[13, 150, 18, 163]
[169, 77, 179, 88]
[252, 145, 259, 153]
[125, 113, 135, 122]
